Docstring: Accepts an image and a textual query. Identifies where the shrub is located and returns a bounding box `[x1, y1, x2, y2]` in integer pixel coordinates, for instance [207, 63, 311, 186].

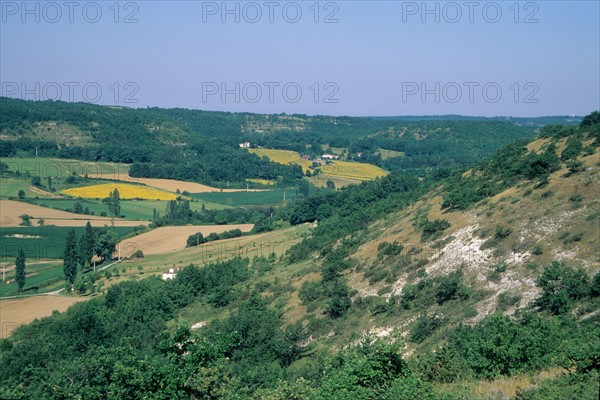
[569, 194, 583, 203]
[131, 250, 144, 259]
[377, 241, 403, 258]
[186, 232, 206, 247]
[410, 312, 443, 343]
[496, 292, 522, 311]
[566, 159, 585, 174]
[421, 219, 451, 241]
[19, 214, 32, 226]
[563, 232, 583, 244]
[535, 261, 591, 314]
[592, 272, 600, 297]
[436, 270, 470, 304]
[494, 225, 512, 239]
[299, 281, 324, 304]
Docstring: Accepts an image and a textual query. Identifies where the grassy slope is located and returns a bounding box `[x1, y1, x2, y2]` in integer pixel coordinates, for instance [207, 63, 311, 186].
[157, 141, 599, 397]
[0, 176, 55, 199]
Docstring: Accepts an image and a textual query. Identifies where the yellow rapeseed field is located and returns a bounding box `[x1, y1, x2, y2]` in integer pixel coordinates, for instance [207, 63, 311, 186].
[61, 183, 178, 200]
[321, 161, 388, 180]
[249, 148, 313, 173]
[248, 148, 388, 181]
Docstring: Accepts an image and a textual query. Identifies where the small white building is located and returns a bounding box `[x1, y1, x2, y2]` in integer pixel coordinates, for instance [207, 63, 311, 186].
[239, 142, 251, 148]
[322, 154, 339, 160]
[162, 267, 179, 280]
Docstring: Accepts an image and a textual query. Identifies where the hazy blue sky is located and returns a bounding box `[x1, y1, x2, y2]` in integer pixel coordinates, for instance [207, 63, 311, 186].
[1, 1, 598, 116]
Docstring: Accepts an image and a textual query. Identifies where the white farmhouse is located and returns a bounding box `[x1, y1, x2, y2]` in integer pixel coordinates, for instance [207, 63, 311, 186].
[162, 267, 179, 280]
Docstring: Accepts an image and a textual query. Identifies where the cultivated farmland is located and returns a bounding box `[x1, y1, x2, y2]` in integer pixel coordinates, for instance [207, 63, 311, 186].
[1, 157, 129, 178]
[91, 174, 266, 193]
[124, 223, 310, 270]
[61, 183, 178, 200]
[0, 296, 87, 338]
[249, 148, 313, 173]
[248, 148, 388, 182]
[1, 225, 139, 260]
[0, 200, 148, 227]
[27, 198, 229, 221]
[191, 189, 297, 206]
[320, 160, 388, 180]
[117, 224, 254, 257]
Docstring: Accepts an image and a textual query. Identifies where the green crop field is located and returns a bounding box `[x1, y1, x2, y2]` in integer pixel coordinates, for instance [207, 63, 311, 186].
[0, 226, 139, 260]
[0, 261, 65, 296]
[191, 189, 297, 206]
[1, 157, 130, 178]
[26, 198, 229, 221]
[0, 176, 56, 199]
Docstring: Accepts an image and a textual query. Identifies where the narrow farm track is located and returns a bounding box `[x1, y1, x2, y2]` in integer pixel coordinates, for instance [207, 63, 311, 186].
[29, 186, 63, 198]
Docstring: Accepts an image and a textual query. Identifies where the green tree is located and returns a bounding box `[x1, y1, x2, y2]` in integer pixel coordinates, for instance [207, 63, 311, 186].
[327, 279, 352, 318]
[15, 248, 26, 293]
[31, 176, 41, 187]
[104, 188, 121, 216]
[17, 189, 25, 199]
[63, 229, 78, 286]
[186, 232, 206, 247]
[298, 180, 310, 197]
[95, 229, 118, 262]
[19, 214, 31, 226]
[73, 201, 84, 214]
[78, 221, 95, 268]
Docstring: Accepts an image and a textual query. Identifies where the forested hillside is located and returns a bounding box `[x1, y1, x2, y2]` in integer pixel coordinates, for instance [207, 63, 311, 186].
[0, 98, 540, 185]
[1, 112, 598, 399]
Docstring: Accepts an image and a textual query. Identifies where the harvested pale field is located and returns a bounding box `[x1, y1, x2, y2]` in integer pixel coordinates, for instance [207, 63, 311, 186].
[117, 224, 254, 256]
[0, 296, 86, 337]
[134, 223, 311, 270]
[35, 219, 149, 227]
[91, 174, 265, 193]
[0, 200, 148, 227]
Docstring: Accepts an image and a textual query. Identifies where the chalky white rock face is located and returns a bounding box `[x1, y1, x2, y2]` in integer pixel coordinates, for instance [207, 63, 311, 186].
[191, 321, 207, 330]
[426, 225, 494, 276]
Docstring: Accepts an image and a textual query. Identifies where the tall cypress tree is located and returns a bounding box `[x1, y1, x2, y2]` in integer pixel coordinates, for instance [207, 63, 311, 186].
[15, 248, 26, 293]
[63, 229, 78, 286]
[78, 221, 95, 268]
[108, 188, 120, 216]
